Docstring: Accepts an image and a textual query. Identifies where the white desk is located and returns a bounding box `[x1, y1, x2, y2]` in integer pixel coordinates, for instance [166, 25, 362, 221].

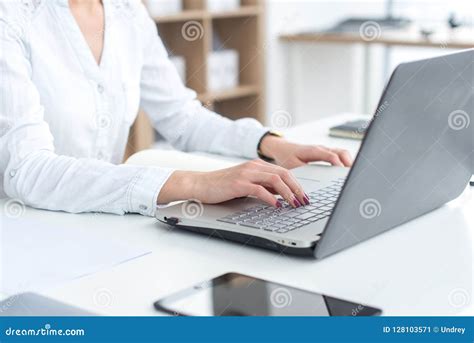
[1, 114, 472, 316]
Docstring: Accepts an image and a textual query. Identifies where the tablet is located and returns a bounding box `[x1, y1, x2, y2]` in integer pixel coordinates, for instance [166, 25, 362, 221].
[154, 273, 382, 316]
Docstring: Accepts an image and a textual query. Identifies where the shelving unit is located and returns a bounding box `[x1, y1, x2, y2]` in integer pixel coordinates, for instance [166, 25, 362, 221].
[126, 0, 265, 159]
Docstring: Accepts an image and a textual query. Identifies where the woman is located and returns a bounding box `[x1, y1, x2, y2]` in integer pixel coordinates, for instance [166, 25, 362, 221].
[0, 0, 352, 216]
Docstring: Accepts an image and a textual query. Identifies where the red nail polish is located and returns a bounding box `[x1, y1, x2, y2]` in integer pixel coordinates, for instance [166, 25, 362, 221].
[276, 200, 282, 208]
[293, 198, 301, 208]
[303, 195, 310, 205]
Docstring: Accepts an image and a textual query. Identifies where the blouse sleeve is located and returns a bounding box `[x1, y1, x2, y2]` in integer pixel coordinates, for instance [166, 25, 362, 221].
[0, 19, 173, 216]
[136, 3, 268, 159]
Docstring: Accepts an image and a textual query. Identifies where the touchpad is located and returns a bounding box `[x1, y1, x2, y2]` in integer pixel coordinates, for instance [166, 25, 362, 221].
[292, 164, 349, 183]
[297, 178, 321, 191]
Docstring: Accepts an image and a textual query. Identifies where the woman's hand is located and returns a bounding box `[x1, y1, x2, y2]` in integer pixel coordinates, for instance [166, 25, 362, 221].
[259, 135, 353, 169]
[158, 137, 352, 208]
[158, 159, 310, 208]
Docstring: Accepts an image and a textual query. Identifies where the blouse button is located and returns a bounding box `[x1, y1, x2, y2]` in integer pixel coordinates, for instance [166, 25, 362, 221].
[97, 152, 104, 160]
[139, 204, 148, 211]
[97, 83, 105, 94]
[9, 169, 17, 177]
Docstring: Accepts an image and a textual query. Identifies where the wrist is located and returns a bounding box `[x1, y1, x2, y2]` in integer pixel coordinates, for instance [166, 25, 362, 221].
[259, 135, 285, 160]
[157, 170, 202, 204]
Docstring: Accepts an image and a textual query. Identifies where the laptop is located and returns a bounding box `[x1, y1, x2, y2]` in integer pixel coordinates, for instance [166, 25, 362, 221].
[156, 49, 473, 259]
[0, 293, 94, 316]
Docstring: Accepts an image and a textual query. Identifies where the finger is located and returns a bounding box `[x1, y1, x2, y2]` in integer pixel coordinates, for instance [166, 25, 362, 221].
[313, 146, 344, 167]
[329, 148, 353, 167]
[252, 158, 276, 168]
[251, 172, 301, 208]
[292, 146, 344, 167]
[264, 187, 278, 195]
[249, 163, 307, 205]
[275, 168, 309, 205]
[245, 184, 280, 208]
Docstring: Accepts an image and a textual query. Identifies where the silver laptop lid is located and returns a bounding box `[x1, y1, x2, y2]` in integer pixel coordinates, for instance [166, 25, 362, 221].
[315, 49, 473, 259]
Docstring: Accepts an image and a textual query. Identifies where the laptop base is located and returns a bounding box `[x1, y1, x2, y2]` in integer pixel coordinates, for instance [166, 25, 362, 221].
[165, 222, 316, 257]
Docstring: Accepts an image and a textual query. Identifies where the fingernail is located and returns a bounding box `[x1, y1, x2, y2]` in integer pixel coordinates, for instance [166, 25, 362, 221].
[303, 194, 310, 205]
[293, 197, 301, 208]
[276, 200, 282, 208]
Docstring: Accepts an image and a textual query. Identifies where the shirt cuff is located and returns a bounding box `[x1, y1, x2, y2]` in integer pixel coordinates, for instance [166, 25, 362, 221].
[127, 167, 174, 216]
[239, 122, 270, 159]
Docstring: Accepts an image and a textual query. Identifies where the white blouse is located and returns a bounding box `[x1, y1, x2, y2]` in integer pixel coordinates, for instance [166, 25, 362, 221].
[0, 0, 267, 216]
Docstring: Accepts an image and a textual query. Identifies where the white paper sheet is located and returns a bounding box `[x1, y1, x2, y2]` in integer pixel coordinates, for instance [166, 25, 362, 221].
[0, 217, 150, 297]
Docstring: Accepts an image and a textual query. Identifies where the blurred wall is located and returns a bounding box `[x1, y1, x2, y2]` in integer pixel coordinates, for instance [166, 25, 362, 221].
[264, 0, 473, 126]
[264, 0, 387, 126]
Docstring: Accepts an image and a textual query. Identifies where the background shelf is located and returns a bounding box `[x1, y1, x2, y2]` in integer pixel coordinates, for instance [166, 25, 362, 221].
[198, 85, 260, 103]
[209, 6, 262, 19]
[126, 0, 265, 158]
[153, 10, 206, 23]
[153, 6, 261, 23]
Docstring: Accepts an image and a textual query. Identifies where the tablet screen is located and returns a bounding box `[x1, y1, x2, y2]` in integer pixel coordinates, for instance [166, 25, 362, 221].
[155, 273, 381, 316]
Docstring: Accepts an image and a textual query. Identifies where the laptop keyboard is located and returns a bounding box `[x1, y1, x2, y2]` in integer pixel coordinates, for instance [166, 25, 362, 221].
[217, 178, 345, 234]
